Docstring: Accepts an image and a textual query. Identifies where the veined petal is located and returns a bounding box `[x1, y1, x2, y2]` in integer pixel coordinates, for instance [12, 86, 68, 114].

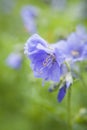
[37, 44, 53, 54]
[55, 40, 68, 54]
[27, 34, 48, 51]
[55, 48, 65, 66]
[48, 62, 60, 82]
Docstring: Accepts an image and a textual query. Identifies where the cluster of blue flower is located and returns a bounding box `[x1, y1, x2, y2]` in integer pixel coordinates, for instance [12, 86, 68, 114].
[24, 25, 87, 102]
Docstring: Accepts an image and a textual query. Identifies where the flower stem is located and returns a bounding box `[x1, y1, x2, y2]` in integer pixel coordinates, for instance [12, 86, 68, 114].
[67, 86, 72, 130]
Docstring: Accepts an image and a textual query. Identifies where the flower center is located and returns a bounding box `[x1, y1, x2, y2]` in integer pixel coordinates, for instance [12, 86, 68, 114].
[71, 50, 79, 57]
[38, 54, 56, 74]
[43, 54, 56, 67]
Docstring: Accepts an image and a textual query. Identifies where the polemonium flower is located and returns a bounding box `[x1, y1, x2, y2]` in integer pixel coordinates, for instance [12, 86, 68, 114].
[6, 53, 22, 69]
[56, 27, 87, 62]
[24, 34, 65, 82]
[21, 5, 38, 34]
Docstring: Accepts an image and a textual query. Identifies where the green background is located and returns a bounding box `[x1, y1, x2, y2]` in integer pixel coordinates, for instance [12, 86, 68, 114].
[0, 0, 87, 130]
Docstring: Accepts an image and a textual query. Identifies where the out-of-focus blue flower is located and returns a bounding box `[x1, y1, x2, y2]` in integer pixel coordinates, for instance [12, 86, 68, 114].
[76, 25, 87, 41]
[24, 34, 65, 82]
[56, 26, 87, 62]
[21, 5, 39, 18]
[21, 5, 39, 34]
[6, 53, 22, 69]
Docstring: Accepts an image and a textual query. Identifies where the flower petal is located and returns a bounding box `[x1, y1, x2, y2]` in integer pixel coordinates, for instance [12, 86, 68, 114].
[27, 34, 48, 51]
[57, 84, 66, 102]
[48, 62, 60, 82]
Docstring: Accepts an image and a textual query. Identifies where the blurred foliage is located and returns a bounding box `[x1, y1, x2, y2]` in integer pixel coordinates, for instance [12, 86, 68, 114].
[0, 0, 87, 130]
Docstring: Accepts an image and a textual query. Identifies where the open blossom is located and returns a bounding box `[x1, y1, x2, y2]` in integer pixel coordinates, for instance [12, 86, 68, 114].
[24, 34, 65, 82]
[6, 53, 22, 69]
[21, 5, 39, 34]
[56, 26, 87, 62]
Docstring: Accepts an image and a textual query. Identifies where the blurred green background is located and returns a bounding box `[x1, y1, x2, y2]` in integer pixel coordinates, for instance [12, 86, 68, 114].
[0, 0, 87, 130]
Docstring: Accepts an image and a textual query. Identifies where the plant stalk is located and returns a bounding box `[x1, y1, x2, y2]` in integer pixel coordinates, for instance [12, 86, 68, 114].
[67, 86, 72, 130]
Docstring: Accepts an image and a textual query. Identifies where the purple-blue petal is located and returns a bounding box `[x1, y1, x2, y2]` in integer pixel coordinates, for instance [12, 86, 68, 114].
[6, 53, 22, 69]
[48, 62, 60, 82]
[21, 5, 39, 34]
[57, 84, 66, 102]
[24, 34, 48, 55]
[66, 81, 71, 88]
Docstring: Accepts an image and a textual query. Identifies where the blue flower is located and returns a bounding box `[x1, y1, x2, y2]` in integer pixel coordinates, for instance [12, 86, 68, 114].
[6, 53, 22, 69]
[57, 82, 72, 102]
[24, 34, 65, 82]
[56, 26, 87, 62]
[21, 5, 38, 34]
[76, 25, 87, 41]
[58, 72, 73, 102]
[24, 34, 47, 54]
[21, 5, 39, 18]
[57, 84, 66, 102]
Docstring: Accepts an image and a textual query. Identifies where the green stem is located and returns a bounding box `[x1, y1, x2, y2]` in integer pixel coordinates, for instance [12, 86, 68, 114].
[67, 87, 72, 130]
[73, 70, 86, 88]
[64, 61, 71, 72]
[64, 61, 72, 129]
